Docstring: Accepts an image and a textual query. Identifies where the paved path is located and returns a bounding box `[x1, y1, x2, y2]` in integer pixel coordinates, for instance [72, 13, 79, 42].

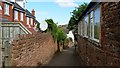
[46, 47, 85, 66]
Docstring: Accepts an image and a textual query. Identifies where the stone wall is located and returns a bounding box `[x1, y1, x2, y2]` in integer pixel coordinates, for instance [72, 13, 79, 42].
[77, 2, 120, 66]
[101, 2, 120, 66]
[11, 32, 57, 66]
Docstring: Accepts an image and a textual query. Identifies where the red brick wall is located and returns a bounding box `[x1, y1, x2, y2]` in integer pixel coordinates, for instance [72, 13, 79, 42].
[13, 11, 26, 26]
[11, 32, 57, 66]
[33, 19, 35, 27]
[20, 12, 26, 26]
[23, 13, 27, 26]
[29, 17, 35, 27]
[77, 2, 120, 66]
[101, 2, 120, 66]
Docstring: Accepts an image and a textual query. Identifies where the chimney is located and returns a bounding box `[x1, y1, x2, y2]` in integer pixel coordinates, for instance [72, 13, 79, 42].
[32, 9, 35, 16]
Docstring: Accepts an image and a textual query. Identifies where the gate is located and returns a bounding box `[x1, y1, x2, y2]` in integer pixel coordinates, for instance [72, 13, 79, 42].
[2, 39, 11, 67]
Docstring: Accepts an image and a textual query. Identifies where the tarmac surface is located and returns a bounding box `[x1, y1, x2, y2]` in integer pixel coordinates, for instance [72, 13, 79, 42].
[46, 47, 85, 66]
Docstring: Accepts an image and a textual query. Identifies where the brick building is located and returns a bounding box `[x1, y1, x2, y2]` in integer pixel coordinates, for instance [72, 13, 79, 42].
[0, 0, 39, 67]
[77, 2, 120, 66]
[0, 0, 39, 33]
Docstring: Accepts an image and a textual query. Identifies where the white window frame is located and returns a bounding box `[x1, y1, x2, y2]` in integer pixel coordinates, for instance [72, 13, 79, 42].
[90, 6, 100, 42]
[20, 13, 23, 21]
[93, 6, 100, 42]
[90, 11, 94, 40]
[14, 10, 18, 20]
[29, 18, 31, 24]
[81, 19, 84, 36]
[4, 4, 9, 15]
[84, 15, 88, 38]
[27, 17, 29, 25]
[31, 18, 33, 25]
[0, 5, 2, 10]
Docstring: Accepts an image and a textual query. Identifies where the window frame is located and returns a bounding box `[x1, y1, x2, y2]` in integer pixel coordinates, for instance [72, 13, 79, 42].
[84, 15, 89, 38]
[31, 18, 33, 25]
[90, 11, 94, 40]
[27, 17, 29, 25]
[0, 5, 2, 10]
[14, 10, 18, 20]
[90, 5, 100, 42]
[4, 4, 9, 15]
[81, 19, 84, 36]
[20, 12, 23, 21]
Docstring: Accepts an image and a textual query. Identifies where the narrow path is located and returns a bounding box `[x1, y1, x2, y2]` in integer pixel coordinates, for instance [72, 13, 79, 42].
[46, 47, 85, 66]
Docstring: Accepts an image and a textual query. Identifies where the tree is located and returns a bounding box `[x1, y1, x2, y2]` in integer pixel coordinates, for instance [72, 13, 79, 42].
[45, 19, 67, 52]
[67, 3, 88, 30]
[45, 19, 67, 44]
[36, 23, 40, 30]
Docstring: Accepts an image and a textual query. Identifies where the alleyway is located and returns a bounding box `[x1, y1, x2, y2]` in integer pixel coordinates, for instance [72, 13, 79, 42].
[46, 47, 85, 66]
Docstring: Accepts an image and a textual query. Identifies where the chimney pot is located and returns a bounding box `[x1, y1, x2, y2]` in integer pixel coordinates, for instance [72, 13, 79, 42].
[32, 9, 35, 16]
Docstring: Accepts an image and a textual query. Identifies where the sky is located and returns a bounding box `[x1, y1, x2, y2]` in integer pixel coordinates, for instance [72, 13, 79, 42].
[26, 0, 91, 25]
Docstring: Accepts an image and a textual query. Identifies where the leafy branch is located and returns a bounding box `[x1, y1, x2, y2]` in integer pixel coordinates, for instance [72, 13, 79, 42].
[67, 3, 88, 30]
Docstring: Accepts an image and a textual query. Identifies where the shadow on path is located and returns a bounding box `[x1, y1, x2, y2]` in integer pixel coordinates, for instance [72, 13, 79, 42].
[45, 47, 85, 66]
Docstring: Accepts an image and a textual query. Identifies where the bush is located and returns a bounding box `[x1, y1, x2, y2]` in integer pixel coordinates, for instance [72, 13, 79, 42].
[45, 19, 67, 45]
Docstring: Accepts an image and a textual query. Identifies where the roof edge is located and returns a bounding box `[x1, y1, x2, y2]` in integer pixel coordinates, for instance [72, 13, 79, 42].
[77, 2, 100, 23]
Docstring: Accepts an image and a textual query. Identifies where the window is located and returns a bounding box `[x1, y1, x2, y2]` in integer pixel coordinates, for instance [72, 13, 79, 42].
[31, 18, 33, 25]
[87, 15, 90, 37]
[14, 10, 18, 20]
[10, 27, 14, 38]
[90, 6, 100, 42]
[81, 19, 84, 36]
[0, 5, 2, 10]
[3, 27, 9, 38]
[14, 27, 20, 37]
[90, 11, 94, 39]
[94, 6, 100, 40]
[4, 4, 9, 15]
[84, 15, 89, 37]
[79, 21, 83, 36]
[27, 17, 29, 25]
[0, 5, 2, 15]
[20, 13, 23, 21]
